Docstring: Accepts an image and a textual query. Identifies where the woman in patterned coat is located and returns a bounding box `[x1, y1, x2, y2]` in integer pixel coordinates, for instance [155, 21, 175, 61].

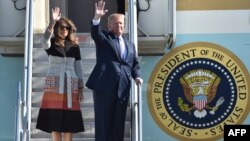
[36, 7, 84, 141]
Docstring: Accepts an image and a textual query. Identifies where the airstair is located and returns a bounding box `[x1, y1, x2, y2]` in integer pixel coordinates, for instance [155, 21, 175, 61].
[16, 0, 142, 141]
[30, 33, 131, 141]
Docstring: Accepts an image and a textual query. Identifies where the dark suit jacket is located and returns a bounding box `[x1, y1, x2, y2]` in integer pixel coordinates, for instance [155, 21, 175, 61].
[86, 21, 141, 99]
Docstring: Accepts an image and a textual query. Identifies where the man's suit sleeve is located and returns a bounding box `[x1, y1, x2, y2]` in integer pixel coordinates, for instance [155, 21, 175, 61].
[91, 20, 106, 44]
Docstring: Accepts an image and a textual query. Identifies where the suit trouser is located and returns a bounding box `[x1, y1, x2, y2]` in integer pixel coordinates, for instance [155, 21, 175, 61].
[93, 89, 129, 141]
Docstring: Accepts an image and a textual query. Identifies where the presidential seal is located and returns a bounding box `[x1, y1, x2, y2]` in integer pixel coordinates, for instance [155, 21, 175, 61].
[147, 42, 250, 140]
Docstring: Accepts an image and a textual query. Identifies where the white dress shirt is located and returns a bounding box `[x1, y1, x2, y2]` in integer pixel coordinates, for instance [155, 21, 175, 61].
[117, 36, 126, 59]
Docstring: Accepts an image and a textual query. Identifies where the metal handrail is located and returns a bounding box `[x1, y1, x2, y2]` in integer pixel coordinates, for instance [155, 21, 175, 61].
[23, 0, 33, 140]
[128, 0, 141, 141]
[134, 83, 142, 141]
[131, 82, 142, 141]
[15, 81, 24, 141]
[138, 83, 142, 141]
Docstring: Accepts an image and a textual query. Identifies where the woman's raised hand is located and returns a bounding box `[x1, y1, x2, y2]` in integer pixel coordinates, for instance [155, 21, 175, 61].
[51, 7, 61, 22]
[47, 7, 61, 31]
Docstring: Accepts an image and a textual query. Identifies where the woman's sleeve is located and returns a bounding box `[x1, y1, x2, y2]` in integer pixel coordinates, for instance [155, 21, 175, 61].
[41, 28, 53, 50]
[74, 45, 84, 89]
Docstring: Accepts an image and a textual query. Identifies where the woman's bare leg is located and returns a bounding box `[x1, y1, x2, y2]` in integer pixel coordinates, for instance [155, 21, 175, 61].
[52, 131, 62, 141]
[63, 132, 73, 141]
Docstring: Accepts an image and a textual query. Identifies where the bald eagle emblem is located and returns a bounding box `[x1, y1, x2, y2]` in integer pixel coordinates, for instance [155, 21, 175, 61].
[178, 69, 224, 118]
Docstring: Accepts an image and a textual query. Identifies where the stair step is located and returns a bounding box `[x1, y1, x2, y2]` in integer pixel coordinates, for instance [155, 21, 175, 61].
[33, 33, 95, 48]
[31, 32, 132, 140]
[33, 47, 97, 60]
[32, 77, 91, 91]
[31, 121, 131, 138]
[32, 88, 93, 93]
[31, 107, 95, 122]
[31, 122, 95, 138]
[31, 138, 131, 141]
[33, 58, 96, 63]
[32, 62, 96, 77]
[32, 91, 94, 107]
[31, 107, 131, 122]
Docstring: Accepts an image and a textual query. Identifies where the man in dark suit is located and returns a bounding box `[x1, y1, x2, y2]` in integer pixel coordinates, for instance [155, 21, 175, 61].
[85, 1, 143, 141]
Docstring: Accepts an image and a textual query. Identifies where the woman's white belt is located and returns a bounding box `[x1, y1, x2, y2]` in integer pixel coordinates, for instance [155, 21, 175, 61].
[59, 64, 75, 108]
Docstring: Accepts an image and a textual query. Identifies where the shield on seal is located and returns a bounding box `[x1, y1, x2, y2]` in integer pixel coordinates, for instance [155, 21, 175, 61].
[193, 94, 207, 110]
